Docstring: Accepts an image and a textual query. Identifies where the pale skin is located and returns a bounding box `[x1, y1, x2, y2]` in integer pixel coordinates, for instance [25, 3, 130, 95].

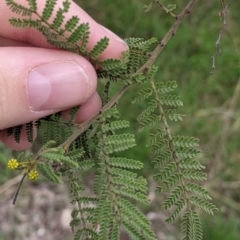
[0, 0, 128, 150]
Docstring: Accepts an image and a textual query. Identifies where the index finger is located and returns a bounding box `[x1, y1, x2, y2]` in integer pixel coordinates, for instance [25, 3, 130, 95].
[0, 0, 128, 59]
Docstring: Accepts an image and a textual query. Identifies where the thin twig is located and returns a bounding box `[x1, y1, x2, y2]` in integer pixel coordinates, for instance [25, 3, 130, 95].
[153, 0, 176, 18]
[9, 0, 197, 205]
[137, 0, 198, 73]
[150, 75, 192, 213]
[12, 173, 27, 205]
[210, 0, 231, 74]
[61, 0, 199, 151]
[60, 84, 130, 150]
[11, 0, 200, 199]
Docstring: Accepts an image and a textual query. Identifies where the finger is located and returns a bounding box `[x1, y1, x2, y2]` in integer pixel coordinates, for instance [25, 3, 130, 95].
[0, 0, 128, 59]
[61, 92, 102, 123]
[0, 124, 37, 150]
[0, 46, 98, 129]
[0, 92, 102, 150]
[74, 92, 102, 123]
[0, 36, 32, 47]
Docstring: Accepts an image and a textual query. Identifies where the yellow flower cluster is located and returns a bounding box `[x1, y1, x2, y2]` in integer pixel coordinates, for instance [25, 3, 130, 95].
[7, 158, 19, 170]
[7, 158, 39, 181]
[28, 170, 39, 180]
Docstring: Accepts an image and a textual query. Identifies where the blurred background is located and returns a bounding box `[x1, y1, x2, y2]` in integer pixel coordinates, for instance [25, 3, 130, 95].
[1, 0, 240, 239]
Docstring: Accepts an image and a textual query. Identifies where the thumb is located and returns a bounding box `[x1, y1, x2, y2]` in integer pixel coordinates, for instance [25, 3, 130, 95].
[0, 46, 97, 130]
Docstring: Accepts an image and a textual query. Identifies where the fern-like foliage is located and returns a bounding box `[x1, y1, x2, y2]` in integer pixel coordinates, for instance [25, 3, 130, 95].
[35, 105, 156, 239]
[86, 107, 156, 240]
[6, 0, 108, 59]
[132, 65, 218, 239]
[6, 0, 158, 144]
[5, 0, 219, 240]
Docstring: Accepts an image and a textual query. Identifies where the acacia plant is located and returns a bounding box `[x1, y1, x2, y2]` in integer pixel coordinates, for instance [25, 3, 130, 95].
[4, 0, 227, 239]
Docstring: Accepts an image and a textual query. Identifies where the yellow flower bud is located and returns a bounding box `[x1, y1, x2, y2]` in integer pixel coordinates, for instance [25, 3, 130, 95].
[7, 159, 19, 170]
[28, 170, 39, 180]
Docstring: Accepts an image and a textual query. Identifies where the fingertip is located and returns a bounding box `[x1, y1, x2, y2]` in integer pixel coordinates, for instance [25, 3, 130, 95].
[0, 125, 36, 151]
[0, 47, 98, 129]
[61, 92, 102, 123]
[75, 92, 102, 123]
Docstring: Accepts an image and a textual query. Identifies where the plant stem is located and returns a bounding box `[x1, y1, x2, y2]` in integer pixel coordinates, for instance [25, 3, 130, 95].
[61, 0, 199, 150]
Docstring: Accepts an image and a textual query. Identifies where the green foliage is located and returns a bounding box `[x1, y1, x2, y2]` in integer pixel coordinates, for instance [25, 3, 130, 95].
[5, 123, 33, 143]
[64, 16, 79, 32]
[38, 162, 62, 183]
[67, 23, 89, 44]
[6, 0, 32, 16]
[89, 37, 109, 59]
[26, 0, 37, 11]
[4, 0, 222, 239]
[26, 121, 34, 143]
[181, 211, 203, 240]
[132, 63, 218, 239]
[42, 0, 57, 21]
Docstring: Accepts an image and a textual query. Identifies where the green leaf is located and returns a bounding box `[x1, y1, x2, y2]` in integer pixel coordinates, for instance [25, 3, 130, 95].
[13, 124, 23, 143]
[132, 88, 153, 104]
[69, 217, 80, 227]
[89, 37, 109, 59]
[160, 95, 183, 107]
[172, 135, 199, 148]
[179, 158, 205, 170]
[68, 23, 89, 44]
[77, 159, 94, 171]
[192, 211, 203, 240]
[137, 100, 157, 122]
[105, 133, 135, 145]
[26, 0, 37, 11]
[154, 162, 177, 182]
[119, 198, 157, 240]
[182, 170, 207, 181]
[26, 121, 34, 143]
[112, 176, 147, 193]
[51, 8, 64, 31]
[100, 59, 123, 71]
[102, 120, 130, 131]
[38, 163, 61, 183]
[163, 185, 184, 210]
[109, 220, 120, 240]
[181, 211, 193, 239]
[156, 173, 180, 193]
[186, 183, 212, 200]
[176, 147, 201, 159]
[143, 3, 153, 13]
[64, 16, 79, 32]
[165, 198, 185, 223]
[108, 157, 143, 169]
[156, 81, 178, 93]
[138, 114, 160, 131]
[6, 0, 32, 16]
[165, 109, 183, 121]
[42, 0, 57, 21]
[113, 187, 148, 204]
[62, 0, 71, 12]
[190, 196, 218, 215]
[71, 208, 79, 218]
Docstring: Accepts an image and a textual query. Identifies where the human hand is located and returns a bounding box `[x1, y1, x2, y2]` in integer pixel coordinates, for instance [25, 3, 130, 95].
[0, 0, 128, 150]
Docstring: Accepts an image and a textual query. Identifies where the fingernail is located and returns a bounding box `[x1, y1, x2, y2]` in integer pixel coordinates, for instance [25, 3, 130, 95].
[27, 62, 93, 111]
[100, 25, 128, 49]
